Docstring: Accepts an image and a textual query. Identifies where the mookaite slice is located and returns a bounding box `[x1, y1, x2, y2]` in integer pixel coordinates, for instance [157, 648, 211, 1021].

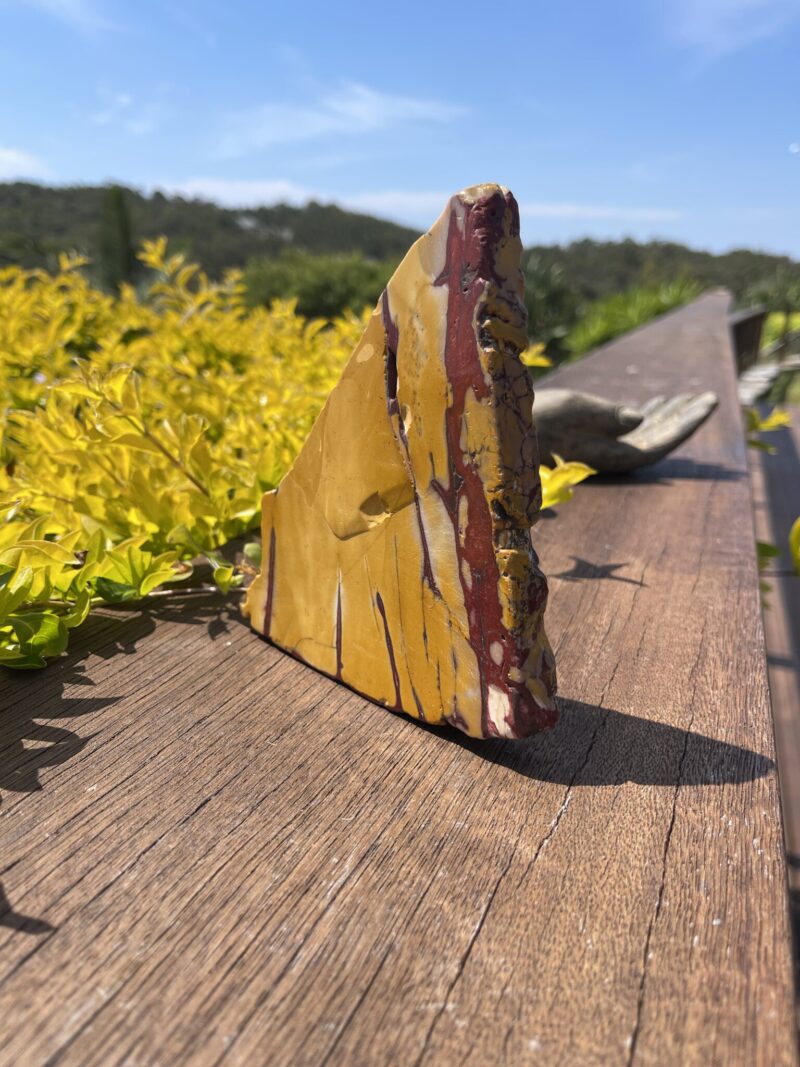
[244, 184, 557, 739]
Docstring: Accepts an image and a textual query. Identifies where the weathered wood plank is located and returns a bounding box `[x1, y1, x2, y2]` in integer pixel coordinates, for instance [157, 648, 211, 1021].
[0, 292, 795, 1066]
[749, 403, 800, 978]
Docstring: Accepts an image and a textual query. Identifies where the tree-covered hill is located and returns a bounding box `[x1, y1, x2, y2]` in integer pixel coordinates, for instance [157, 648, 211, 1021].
[0, 182, 419, 278]
[0, 181, 796, 302]
[525, 237, 798, 303]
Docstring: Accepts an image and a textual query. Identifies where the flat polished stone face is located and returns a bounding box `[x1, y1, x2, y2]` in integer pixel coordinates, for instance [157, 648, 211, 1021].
[244, 184, 557, 739]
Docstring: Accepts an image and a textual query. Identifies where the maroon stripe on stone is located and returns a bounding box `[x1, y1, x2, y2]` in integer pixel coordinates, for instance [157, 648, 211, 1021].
[263, 527, 277, 638]
[375, 591, 402, 711]
[432, 189, 554, 738]
[335, 579, 343, 679]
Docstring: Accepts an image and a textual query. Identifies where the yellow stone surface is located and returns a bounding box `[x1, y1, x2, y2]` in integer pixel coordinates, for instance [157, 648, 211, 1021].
[244, 184, 557, 739]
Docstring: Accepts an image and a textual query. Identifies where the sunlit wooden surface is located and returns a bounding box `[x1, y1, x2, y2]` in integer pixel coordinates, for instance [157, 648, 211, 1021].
[1, 293, 796, 1066]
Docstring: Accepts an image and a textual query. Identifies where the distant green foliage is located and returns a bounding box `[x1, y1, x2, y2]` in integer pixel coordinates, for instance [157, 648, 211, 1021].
[0, 182, 418, 279]
[1, 182, 797, 304]
[527, 237, 796, 303]
[521, 254, 581, 357]
[564, 279, 702, 357]
[98, 185, 136, 291]
[243, 249, 396, 319]
[745, 406, 799, 587]
[749, 270, 800, 353]
[763, 312, 800, 348]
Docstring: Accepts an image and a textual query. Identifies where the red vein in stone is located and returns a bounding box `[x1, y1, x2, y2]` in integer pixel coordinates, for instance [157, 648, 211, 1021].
[335, 578, 343, 679]
[375, 591, 402, 711]
[263, 527, 277, 638]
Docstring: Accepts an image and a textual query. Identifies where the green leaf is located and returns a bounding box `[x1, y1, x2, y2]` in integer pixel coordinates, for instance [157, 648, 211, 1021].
[0, 500, 22, 522]
[139, 562, 183, 597]
[746, 437, 776, 454]
[54, 380, 101, 402]
[757, 407, 791, 433]
[0, 539, 78, 569]
[94, 577, 140, 603]
[540, 455, 596, 509]
[520, 344, 552, 368]
[756, 540, 780, 571]
[106, 433, 163, 454]
[103, 365, 135, 407]
[790, 517, 800, 575]
[0, 566, 35, 618]
[7, 611, 69, 667]
[745, 405, 792, 447]
[242, 540, 262, 567]
[212, 563, 238, 594]
[64, 588, 93, 628]
[0, 644, 48, 669]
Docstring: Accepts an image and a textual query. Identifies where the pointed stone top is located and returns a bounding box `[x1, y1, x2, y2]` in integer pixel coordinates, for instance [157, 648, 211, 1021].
[455, 182, 512, 203]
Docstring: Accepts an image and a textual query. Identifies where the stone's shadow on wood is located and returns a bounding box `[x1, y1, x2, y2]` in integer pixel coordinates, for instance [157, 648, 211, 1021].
[434, 697, 772, 787]
[552, 557, 645, 586]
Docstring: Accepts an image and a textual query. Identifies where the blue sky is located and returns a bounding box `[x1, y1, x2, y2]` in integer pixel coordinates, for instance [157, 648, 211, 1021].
[1, 0, 799, 254]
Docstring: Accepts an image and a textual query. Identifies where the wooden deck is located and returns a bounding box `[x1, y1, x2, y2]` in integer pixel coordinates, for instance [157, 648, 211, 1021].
[1, 292, 797, 1066]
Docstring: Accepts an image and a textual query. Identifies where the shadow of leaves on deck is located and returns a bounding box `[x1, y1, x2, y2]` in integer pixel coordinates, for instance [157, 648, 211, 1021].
[0, 613, 151, 800]
[0, 594, 232, 802]
[0, 884, 55, 936]
[552, 557, 645, 586]
[0, 593, 235, 939]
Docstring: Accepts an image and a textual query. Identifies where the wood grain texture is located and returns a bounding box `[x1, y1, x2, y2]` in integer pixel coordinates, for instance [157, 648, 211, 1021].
[0, 292, 796, 1066]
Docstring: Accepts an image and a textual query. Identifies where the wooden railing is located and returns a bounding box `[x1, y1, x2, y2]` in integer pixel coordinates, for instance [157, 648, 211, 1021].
[729, 304, 767, 372]
[0, 292, 796, 1066]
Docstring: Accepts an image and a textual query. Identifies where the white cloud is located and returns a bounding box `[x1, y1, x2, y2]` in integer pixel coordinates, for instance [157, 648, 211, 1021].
[0, 146, 51, 180]
[520, 202, 683, 222]
[167, 179, 309, 206]
[89, 89, 167, 137]
[216, 82, 467, 158]
[164, 181, 454, 221]
[162, 179, 682, 230]
[18, 0, 112, 33]
[90, 90, 133, 127]
[340, 190, 456, 220]
[669, 0, 800, 58]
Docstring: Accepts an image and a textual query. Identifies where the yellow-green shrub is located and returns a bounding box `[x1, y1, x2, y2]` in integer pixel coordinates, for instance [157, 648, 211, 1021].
[762, 311, 800, 349]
